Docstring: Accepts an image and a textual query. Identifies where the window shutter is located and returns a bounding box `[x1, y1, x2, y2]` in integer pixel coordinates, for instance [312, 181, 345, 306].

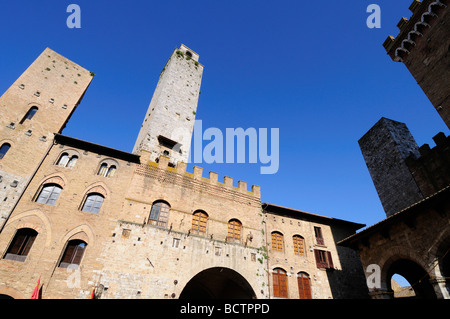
[61, 242, 76, 264]
[326, 251, 334, 269]
[71, 243, 86, 265]
[7, 232, 27, 255]
[314, 249, 321, 268]
[20, 233, 37, 256]
[298, 275, 312, 299]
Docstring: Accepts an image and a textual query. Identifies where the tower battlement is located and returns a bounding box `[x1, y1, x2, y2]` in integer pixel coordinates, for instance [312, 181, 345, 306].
[382, 0, 450, 129]
[134, 154, 261, 201]
[383, 0, 448, 62]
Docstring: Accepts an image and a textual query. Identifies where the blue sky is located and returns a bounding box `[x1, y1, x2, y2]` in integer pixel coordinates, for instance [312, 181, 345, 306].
[1, 0, 448, 235]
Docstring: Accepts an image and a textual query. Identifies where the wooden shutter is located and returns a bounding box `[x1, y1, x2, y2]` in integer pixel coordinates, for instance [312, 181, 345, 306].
[271, 232, 283, 252]
[192, 211, 208, 233]
[273, 269, 288, 298]
[326, 251, 334, 269]
[293, 235, 304, 255]
[71, 242, 86, 265]
[297, 273, 312, 299]
[228, 220, 241, 241]
[6, 229, 37, 256]
[60, 242, 76, 265]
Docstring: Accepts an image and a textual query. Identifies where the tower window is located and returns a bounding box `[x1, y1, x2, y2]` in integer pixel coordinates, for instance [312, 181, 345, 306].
[185, 51, 193, 59]
[0, 143, 11, 160]
[20, 106, 38, 124]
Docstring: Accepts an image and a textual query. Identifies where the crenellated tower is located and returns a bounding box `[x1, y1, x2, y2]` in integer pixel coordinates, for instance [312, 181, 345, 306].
[383, 0, 450, 129]
[133, 44, 204, 166]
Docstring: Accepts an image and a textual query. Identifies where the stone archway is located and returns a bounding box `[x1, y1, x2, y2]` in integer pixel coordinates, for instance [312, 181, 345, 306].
[179, 267, 256, 299]
[386, 259, 437, 299]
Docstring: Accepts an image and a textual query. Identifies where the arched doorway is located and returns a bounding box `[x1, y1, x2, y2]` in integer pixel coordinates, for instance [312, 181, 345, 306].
[386, 259, 437, 299]
[179, 267, 256, 299]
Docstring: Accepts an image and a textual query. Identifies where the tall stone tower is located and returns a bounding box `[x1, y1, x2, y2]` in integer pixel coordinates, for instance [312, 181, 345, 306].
[0, 48, 93, 228]
[359, 118, 424, 217]
[383, 0, 450, 129]
[133, 44, 204, 166]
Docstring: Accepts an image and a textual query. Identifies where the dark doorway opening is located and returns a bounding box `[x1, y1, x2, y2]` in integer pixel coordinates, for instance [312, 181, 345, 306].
[180, 267, 256, 299]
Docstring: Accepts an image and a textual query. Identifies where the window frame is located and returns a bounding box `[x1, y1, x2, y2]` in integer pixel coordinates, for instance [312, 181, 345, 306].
[293, 235, 305, 256]
[35, 183, 62, 206]
[271, 231, 284, 252]
[191, 210, 208, 234]
[272, 268, 288, 298]
[3, 228, 38, 262]
[297, 272, 312, 299]
[148, 200, 170, 227]
[58, 239, 87, 269]
[81, 193, 105, 214]
[227, 219, 242, 242]
[314, 226, 324, 245]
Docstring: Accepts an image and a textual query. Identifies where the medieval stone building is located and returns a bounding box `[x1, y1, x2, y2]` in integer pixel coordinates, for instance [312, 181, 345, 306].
[0, 45, 367, 299]
[340, 0, 450, 299]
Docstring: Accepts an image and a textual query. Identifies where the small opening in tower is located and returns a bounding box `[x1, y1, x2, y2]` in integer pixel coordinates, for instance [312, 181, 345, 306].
[185, 51, 193, 59]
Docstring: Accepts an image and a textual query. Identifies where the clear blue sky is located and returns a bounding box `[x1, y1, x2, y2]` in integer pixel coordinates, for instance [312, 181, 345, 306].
[1, 0, 448, 233]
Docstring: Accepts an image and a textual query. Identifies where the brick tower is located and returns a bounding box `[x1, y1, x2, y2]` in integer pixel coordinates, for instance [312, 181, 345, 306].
[133, 44, 204, 166]
[383, 0, 450, 129]
[0, 48, 93, 228]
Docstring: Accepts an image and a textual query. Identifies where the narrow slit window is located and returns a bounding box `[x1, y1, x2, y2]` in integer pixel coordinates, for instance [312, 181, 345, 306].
[20, 106, 38, 124]
[0, 143, 11, 160]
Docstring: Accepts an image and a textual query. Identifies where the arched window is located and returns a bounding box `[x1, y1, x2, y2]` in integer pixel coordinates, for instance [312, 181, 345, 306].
[3, 228, 38, 262]
[97, 161, 117, 178]
[227, 219, 242, 242]
[148, 200, 170, 227]
[57, 153, 70, 167]
[293, 235, 305, 256]
[81, 193, 104, 213]
[0, 143, 11, 160]
[192, 210, 208, 234]
[272, 268, 288, 298]
[36, 184, 62, 206]
[66, 155, 78, 169]
[97, 163, 108, 176]
[297, 272, 312, 299]
[58, 240, 87, 268]
[57, 153, 78, 168]
[106, 165, 116, 178]
[20, 106, 38, 124]
[271, 231, 284, 252]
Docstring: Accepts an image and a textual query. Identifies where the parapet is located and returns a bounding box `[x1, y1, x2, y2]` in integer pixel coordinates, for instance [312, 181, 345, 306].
[383, 0, 448, 62]
[405, 132, 450, 197]
[134, 154, 261, 200]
